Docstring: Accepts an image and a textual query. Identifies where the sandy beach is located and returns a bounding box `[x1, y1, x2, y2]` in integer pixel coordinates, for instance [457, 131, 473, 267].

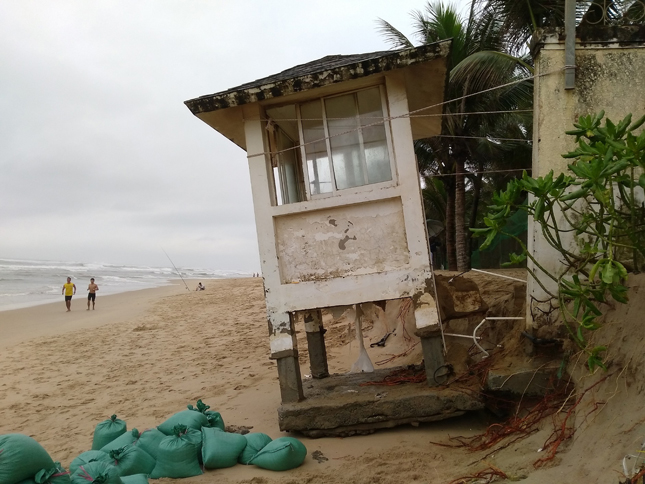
[1, 275, 644, 483]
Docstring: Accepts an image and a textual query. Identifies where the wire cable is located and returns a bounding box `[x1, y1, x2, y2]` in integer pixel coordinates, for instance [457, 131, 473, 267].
[246, 68, 559, 161]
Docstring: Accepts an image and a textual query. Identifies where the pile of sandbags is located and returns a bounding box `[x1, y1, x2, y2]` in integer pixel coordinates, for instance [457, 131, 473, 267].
[1, 399, 307, 483]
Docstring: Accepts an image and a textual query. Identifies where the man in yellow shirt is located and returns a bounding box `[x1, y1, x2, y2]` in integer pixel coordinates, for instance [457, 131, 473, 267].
[62, 277, 76, 312]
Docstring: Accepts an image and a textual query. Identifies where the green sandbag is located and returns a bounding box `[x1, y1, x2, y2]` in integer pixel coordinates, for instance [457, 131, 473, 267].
[33, 462, 72, 484]
[238, 433, 272, 465]
[201, 428, 247, 469]
[69, 451, 110, 475]
[249, 437, 307, 471]
[132, 428, 165, 460]
[92, 415, 127, 450]
[149, 425, 203, 479]
[70, 461, 123, 484]
[120, 475, 148, 484]
[0, 433, 55, 484]
[108, 446, 156, 477]
[191, 400, 224, 430]
[204, 411, 225, 431]
[100, 428, 139, 453]
[157, 409, 208, 435]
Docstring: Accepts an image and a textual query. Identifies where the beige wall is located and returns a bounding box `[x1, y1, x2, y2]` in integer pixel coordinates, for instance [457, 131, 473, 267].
[529, 32, 645, 328]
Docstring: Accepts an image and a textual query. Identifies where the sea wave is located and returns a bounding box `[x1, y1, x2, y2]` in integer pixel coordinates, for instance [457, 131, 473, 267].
[0, 258, 251, 311]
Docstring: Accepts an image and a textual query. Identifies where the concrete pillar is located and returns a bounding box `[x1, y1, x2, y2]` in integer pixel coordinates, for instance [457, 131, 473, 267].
[420, 333, 445, 387]
[275, 353, 305, 403]
[413, 283, 445, 387]
[304, 310, 329, 379]
[269, 311, 304, 403]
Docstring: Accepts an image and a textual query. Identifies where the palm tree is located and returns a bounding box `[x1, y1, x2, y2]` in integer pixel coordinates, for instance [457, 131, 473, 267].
[379, 1, 533, 270]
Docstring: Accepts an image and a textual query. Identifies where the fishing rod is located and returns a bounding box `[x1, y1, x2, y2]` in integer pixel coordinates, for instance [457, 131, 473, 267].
[161, 247, 190, 291]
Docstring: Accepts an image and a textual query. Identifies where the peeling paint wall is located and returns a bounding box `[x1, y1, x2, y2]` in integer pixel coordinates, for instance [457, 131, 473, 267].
[275, 198, 409, 283]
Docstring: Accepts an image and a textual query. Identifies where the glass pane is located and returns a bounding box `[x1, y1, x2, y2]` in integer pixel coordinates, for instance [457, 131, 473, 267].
[276, 129, 302, 204]
[301, 101, 332, 194]
[357, 88, 392, 184]
[325, 94, 365, 190]
[273, 166, 283, 206]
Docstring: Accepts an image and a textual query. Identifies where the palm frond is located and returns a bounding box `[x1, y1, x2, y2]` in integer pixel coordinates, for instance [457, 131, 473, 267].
[450, 50, 533, 95]
[375, 18, 415, 49]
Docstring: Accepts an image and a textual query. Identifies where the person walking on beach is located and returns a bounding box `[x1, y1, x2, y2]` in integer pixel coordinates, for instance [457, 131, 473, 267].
[87, 278, 99, 310]
[62, 277, 76, 312]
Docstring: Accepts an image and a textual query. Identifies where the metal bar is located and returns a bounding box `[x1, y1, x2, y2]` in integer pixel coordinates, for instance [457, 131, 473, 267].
[471, 268, 527, 283]
[473, 318, 490, 357]
[564, 0, 576, 89]
[444, 332, 482, 340]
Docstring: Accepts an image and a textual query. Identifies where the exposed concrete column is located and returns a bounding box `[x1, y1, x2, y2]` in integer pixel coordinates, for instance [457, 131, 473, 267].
[413, 285, 445, 387]
[304, 310, 329, 379]
[270, 312, 304, 403]
[419, 333, 445, 387]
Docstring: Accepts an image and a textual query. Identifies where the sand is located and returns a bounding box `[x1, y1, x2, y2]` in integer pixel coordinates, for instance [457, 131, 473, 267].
[1, 274, 644, 483]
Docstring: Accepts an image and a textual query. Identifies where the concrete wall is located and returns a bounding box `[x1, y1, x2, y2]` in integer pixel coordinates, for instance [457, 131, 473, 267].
[243, 69, 441, 357]
[529, 28, 645, 329]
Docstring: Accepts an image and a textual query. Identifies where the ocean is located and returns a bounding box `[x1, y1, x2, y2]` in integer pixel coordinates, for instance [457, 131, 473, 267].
[0, 258, 249, 311]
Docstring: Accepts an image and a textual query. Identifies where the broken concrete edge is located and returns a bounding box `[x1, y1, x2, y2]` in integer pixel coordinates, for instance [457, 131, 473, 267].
[293, 411, 467, 438]
[270, 349, 298, 360]
[530, 25, 645, 58]
[485, 364, 569, 397]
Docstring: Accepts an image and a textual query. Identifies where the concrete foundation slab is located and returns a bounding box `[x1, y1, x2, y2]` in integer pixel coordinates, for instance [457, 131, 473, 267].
[278, 366, 484, 437]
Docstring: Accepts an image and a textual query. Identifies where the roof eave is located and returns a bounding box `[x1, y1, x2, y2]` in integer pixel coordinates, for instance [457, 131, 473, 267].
[185, 40, 452, 116]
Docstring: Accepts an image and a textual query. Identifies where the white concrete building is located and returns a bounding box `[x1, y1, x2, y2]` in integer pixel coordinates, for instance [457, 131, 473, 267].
[186, 42, 451, 404]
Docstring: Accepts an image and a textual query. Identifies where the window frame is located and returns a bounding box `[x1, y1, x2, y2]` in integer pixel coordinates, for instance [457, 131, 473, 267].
[298, 85, 396, 201]
[266, 83, 397, 206]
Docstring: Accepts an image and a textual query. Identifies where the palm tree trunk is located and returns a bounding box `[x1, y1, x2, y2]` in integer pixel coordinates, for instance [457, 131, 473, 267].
[468, 170, 483, 258]
[455, 159, 469, 271]
[445, 179, 457, 271]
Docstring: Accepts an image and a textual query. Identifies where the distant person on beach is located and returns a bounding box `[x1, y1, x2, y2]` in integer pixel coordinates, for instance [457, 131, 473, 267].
[196, 282, 205, 291]
[62, 277, 76, 312]
[87, 278, 99, 310]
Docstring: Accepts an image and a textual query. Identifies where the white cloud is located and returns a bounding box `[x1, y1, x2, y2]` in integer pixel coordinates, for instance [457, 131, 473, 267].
[0, 0, 469, 271]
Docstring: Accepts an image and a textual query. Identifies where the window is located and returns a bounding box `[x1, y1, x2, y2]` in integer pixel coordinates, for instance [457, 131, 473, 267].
[266, 86, 393, 205]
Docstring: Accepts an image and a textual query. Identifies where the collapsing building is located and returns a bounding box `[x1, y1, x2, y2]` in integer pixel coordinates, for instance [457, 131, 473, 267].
[185, 41, 483, 435]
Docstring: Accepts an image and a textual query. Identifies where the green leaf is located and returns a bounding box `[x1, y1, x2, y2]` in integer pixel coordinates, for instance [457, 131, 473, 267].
[588, 354, 607, 372]
[573, 297, 581, 318]
[561, 187, 588, 201]
[601, 261, 616, 284]
[628, 113, 645, 132]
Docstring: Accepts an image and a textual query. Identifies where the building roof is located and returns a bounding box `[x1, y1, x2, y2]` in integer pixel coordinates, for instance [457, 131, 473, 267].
[185, 41, 451, 115]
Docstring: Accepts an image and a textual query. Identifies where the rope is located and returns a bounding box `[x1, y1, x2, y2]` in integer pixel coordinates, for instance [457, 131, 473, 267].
[424, 167, 532, 178]
[246, 68, 560, 161]
[263, 109, 534, 122]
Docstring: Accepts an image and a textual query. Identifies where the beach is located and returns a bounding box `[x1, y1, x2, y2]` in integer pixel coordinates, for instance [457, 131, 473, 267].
[0, 277, 488, 483]
[1, 275, 643, 483]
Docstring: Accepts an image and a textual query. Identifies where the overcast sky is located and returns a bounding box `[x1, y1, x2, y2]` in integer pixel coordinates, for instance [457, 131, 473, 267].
[0, 0, 469, 272]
